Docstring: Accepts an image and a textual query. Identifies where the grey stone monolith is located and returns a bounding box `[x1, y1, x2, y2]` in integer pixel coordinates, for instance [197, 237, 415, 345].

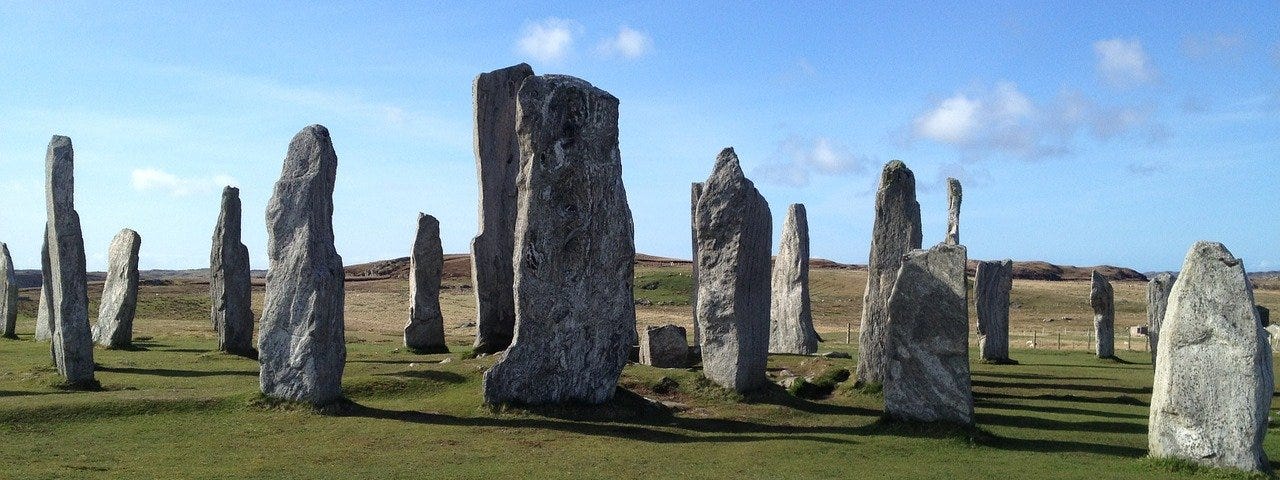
[44, 136, 95, 387]
[770, 203, 817, 355]
[690, 181, 704, 345]
[640, 324, 689, 368]
[481, 74, 635, 405]
[93, 228, 140, 348]
[884, 243, 972, 425]
[405, 213, 447, 353]
[1, 243, 16, 338]
[211, 186, 254, 355]
[857, 160, 922, 385]
[976, 259, 1013, 363]
[34, 232, 51, 341]
[1147, 272, 1175, 363]
[258, 125, 345, 405]
[471, 63, 535, 355]
[695, 148, 771, 393]
[945, 177, 961, 245]
[1090, 270, 1115, 358]
[1149, 241, 1272, 473]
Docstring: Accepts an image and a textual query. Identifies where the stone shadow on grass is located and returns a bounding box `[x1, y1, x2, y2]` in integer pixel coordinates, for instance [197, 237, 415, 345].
[975, 399, 1147, 420]
[975, 411, 1146, 435]
[970, 379, 1150, 395]
[96, 366, 257, 378]
[969, 371, 1109, 382]
[975, 391, 1147, 407]
[851, 415, 1147, 458]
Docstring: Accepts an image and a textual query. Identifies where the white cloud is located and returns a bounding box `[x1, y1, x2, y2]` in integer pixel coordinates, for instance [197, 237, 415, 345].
[131, 168, 236, 196]
[914, 95, 980, 144]
[1094, 38, 1158, 87]
[597, 26, 652, 59]
[517, 18, 577, 62]
[755, 136, 869, 187]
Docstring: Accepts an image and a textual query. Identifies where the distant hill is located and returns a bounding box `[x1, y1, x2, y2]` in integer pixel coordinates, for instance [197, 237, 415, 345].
[969, 260, 1148, 282]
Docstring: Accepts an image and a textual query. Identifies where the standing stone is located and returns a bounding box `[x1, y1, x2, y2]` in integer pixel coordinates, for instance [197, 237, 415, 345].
[640, 324, 689, 368]
[856, 160, 922, 385]
[884, 243, 972, 425]
[1146, 272, 1175, 363]
[258, 125, 345, 405]
[34, 231, 51, 341]
[0, 243, 16, 338]
[44, 136, 95, 387]
[481, 74, 635, 405]
[93, 229, 140, 348]
[210, 186, 254, 355]
[470, 63, 535, 355]
[976, 259, 1013, 363]
[1090, 270, 1115, 358]
[405, 213, 447, 353]
[944, 177, 961, 245]
[690, 182, 704, 345]
[695, 148, 772, 393]
[1149, 241, 1272, 473]
[769, 203, 817, 355]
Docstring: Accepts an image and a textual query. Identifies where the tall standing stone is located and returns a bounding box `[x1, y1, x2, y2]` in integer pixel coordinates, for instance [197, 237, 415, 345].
[690, 181, 704, 345]
[1146, 272, 1175, 363]
[976, 259, 1013, 363]
[44, 136, 95, 387]
[1090, 270, 1115, 358]
[481, 74, 635, 405]
[405, 213, 447, 353]
[258, 125, 345, 405]
[470, 63, 535, 355]
[944, 177, 961, 245]
[856, 160, 922, 385]
[211, 186, 255, 355]
[884, 243, 972, 425]
[695, 148, 771, 393]
[0, 243, 16, 338]
[34, 231, 51, 341]
[769, 203, 817, 355]
[1149, 241, 1272, 473]
[93, 229, 140, 348]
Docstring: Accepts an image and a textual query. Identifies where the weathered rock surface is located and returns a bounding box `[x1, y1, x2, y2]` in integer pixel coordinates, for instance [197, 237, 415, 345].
[884, 243, 972, 424]
[482, 74, 636, 405]
[1090, 270, 1115, 358]
[769, 203, 817, 355]
[695, 148, 771, 393]
[640, 324, 689, 368]
[44, 136, 95, 386]
[1, 243, 16, 338]
[405, 213, 447, 353]
[93, 229, 140, 348]
[690, 181, 704, 345]
[1146, 272, 1175, 363]
[210, 186, 254, 355]
[945, 177, 961, 245]
[976, 259, 1013, 362]
[259, 125, 346, 405]
[34, 232, 51, 341]
[471, 63, 535, 355]
[1149, 241, 1272, 473]
[857, 160, 922, 385]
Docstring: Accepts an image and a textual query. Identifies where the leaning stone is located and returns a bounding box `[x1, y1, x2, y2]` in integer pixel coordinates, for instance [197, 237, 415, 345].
[210, 186, 254, 355]
[945, 177, 961, 245]
[856, 161, 922, 385]
[470, 63, 535, 355]
[695, 148, 771, 393]
[1090, 270, 1115, 358]
[405, 213, 447, 353]
[1146, 273, 1175, 363]
[690, 181, 704, 345]
[884, 243, 972, 425]
[769, 203, 818, 355]
[481, 74, 636, 405]
[640, 324, 688, 368]
[44, 136, 95, 387]
[1, 243, 16, 338]
[1149, 241, 1272, 473]
[34, 232, 51, 341]
[93, 229, 140, 348]
[259, 125, 346, 406]
[976, 259, 1013, 362]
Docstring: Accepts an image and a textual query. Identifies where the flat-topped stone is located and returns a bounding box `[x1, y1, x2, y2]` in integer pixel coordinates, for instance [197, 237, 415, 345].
[640, 324, 689, 368]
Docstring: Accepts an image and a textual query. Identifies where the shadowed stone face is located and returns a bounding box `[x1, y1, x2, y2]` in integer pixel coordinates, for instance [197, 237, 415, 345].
[640, 324, 688, 368]
[769, 203, 817, 355]
[1090, 271, 1114, 358]
[976, 259, 1013, 362]
[211, 186, 254, 355]
[405, 213, 446, 353]
[1146, 272, 1175, 364]
[481, 74, 635, 405]
[44, 135, 95, 387]
[93, 229, 141, 348]
[259, 125, 345, 406]
[1149, 241, 1272, 473]
[0, 243, 16, 338]
[857, 160, 922, 385]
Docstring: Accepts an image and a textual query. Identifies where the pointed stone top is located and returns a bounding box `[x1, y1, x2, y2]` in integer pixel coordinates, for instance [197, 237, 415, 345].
[46, 134, 75, 211]
[713, 147, 744, 179]
[1091, 269, 1106, 284]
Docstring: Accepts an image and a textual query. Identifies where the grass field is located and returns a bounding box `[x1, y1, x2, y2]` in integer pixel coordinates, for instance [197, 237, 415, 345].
[1, 266, 1277, 479]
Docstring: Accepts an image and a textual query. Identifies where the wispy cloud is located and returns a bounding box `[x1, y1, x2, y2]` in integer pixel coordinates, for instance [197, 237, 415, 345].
[517, 18, 577, 63]
[596, 26, 652, 59]
[1182, 33, 1245, 61]
[131, 168, 236, 196]
[755, 136, 869, 187]
[1094, 38, 1158, 87]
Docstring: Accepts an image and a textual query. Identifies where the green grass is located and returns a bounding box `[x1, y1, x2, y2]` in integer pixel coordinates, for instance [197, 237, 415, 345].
[633, 267, 694, 306]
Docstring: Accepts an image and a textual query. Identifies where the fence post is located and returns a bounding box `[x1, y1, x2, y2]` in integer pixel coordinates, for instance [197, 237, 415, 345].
[1057, 331, 1061, 350]
[846, 323, 851, 344]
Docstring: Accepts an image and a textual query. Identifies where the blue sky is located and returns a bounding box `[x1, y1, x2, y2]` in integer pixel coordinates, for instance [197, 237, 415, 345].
[0, 2, 1276, 272]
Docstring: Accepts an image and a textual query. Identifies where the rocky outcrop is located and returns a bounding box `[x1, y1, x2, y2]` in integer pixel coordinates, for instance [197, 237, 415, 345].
[1146, 273, 1175, 364]
[405, 213, 447, 353]
[769, 203, 817, 355]
[211, 186, 254, 355]
[44, 136, 95, 387]
[976, 259, 1013, 362]
[1090, 270, 1115, 358]
[93, 229, 140, 348]
[857, 160, 922, 385]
